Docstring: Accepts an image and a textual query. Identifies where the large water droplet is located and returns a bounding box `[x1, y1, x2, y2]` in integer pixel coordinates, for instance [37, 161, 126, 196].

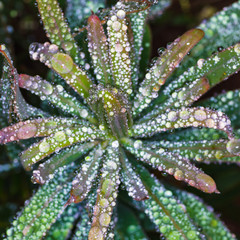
[17, 123, 37, 139]
[50, 53, 73, 74]
[226, 139, 240, 155]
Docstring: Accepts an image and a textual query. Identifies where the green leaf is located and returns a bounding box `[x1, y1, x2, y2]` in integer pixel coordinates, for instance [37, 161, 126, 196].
[20, 124, 104, 170]
[128, 7, 149, 91]
[67, 145, 104, 204]
[33, 141, 97, 184]
[88, 143, 121, 240]
[107, 5, 133, 97]
[148, 43, 240, 118]
[172, 189, 236, 240]
[19, 74, 96, 123]
[115, 203, 148, 240]
[5, 167, 73, 240]
[134, 164, 201, 240]
[133, 29, 204, 117]
[122, 138, 218, 193]
[144, 139, 240, 163]
[199, 90, 240, 129]
[36, 0, 83, 64]
[119, 150, 149, 201]
[29, 42, 93, 99]
[44, 204, 79, 240]
[132, 107, 233, 139]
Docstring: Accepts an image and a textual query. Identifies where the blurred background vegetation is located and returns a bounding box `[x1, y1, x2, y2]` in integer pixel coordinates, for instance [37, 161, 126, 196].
[0, 0, 240, 238]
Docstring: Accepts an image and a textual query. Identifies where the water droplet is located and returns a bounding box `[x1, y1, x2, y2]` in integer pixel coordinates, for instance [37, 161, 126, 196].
[54, 131, 66, 142]
[194, 109, 207, 121]
[99, 213, 111, 226]
[234, 43, 240, 54]
[88, 227, 103, 240]
[42, 82, 53, 95]
[226, 139, 240, 155]
[50, 53, 73, 74]
[17, 123, 37, 139]
[39, 141, 50, 153]
[61, 41, 73, 51]
[196, 173, 216, 193]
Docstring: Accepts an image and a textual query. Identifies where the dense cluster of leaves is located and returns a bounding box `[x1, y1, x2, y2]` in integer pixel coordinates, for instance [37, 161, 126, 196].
[1, 0, 240, 239]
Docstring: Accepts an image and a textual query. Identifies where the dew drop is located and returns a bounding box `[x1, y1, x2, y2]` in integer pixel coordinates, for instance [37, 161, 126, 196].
[61, 41, 73, 51]
[39, 141, 50, 153]
[50, 53, 73, 74]
[42, 82, 53, 95]
[196, 173, 216, 193]
[17, 123, 37, 139]
[194, 109, 207, 121]
[99, 213, 111, 226]
[234, 43, 240, 54]
[226, 139, 240, 155]
[54, 131, 66, 142]
[88, 227, 103, 240]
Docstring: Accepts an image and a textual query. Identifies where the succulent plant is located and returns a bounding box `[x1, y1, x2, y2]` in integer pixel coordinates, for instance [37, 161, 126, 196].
[1, 0, 240, 239]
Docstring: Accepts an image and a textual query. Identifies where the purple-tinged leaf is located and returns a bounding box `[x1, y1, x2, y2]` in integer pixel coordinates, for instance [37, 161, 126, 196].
[132, 29, 204, 117]
[20, 125, 104, 170]
[19, 74, 96, 123]
[122, 138, 218, 193]
[36, 0, 82, 64]
[119, 149, 149, 201]
[33, 141, 98, 184]
[67, 145, 104, 204]
[29, 42, 92, 99]
[0, 45, 46, 124]
[0, 117, 89, 144]
[87, 14, 111, 86]
[131, 107, 233, 139]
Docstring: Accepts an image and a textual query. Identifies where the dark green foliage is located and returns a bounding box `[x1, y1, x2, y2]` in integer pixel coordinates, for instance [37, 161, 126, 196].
[1, 0, 240, 239]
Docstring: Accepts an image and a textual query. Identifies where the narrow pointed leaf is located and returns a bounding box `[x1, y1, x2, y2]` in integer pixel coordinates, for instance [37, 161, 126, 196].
[173, 189, 237, 240]
[132, 107, 233, 139]
[145, 139, 240, 163]
[147, 43, 240, 118]
[87, 14, 112, 86]
[36, 0, 82, 64]
[199, 89, 240, 129]
[116, 204, 148, 240]
[0, 45, 46, 123]
[19, 74, 96, 123]
[73, 206, 91, 239]
[29, 42, 92, 99]
[88, 144, 121, 240]
[5, 168, 73, 240]
[133, 164, 201, 239]
[89, 87, 132, 139]
[107, 5, 132, 97]
[128, 7, 149, 91]
[68, 145, 104, 203]
[119, 150, 149, 201]
[122, 138, 218, 193]
[20, 125, 104, 170]
[133, 29, 204, 117]
[33, 141, 98, 184]
[0, 117, 89, 144]
[44, 204, 79, 240]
